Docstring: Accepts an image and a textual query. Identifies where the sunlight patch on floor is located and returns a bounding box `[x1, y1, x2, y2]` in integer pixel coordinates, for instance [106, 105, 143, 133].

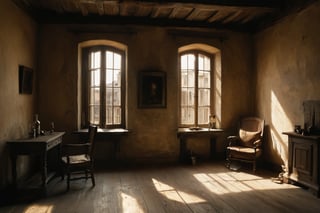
[121, 192, 144, 213]
[152, 178, 206, 204]
[194, 171, 297, 195]
[24, 204, 53, 213]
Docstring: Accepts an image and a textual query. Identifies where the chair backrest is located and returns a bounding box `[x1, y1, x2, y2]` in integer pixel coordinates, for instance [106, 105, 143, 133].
[238, 117, 264, 147]
[240, 117, 264, 136]
[88, 125, 98, 156]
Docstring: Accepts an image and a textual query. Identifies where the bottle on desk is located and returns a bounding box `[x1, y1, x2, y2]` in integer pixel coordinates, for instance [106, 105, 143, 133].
[50, 122, 55, 133]
[34, 114, 41, 137]
[209, 114, 216, 129]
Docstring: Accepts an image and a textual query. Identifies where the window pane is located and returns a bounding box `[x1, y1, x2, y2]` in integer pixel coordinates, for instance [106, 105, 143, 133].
[188, 88, 195, 105]
[106, 107, 112, 124]
[198, 54, 204, 70]
[89, 105, 100, 125]
[181, 107, 194, 125]
[90, 88, 100, 105]
[113, 69, 121, 87]
[90, 51, 101, 69]
[204, 55, 211, 71]
[198, 71, 210, 88]
[187, 54, 195, 69]
[105, 107, 121, 125]
[181, 71, 188, 87]
[198, 106, 210, 125]
[198, 89, 210, 106]
[113, 88, 121, 106]
[181, 55, 188, 69]
[181, 54, 195, 69]
[181, 88, 194, 106]
[113, 107, 121, 124]
[114, 53, 121, 69]
[106, 51, 113, 69]
[106, 88, 113, 106]
[181, 88, 188, 106]
[90, 70, 100, 87]
[187, 70, 195, 87]
[106, 70, 121, 87]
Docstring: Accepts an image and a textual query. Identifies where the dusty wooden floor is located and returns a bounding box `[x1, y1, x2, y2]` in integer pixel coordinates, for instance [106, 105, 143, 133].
[1, 161, 320, 213]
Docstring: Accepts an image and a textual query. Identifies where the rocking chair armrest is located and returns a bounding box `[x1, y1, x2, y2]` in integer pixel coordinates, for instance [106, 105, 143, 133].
[253, 138, 262, 149]
[227, 136, 240, 146]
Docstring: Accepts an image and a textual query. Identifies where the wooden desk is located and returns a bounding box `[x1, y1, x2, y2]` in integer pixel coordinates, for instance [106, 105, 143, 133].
[73, 128, 129, 159]
[7, 132, 65, 193]
[177, 128, 224, 162]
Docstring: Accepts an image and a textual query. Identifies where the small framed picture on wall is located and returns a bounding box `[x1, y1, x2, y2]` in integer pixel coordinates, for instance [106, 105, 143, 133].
[138, 71, 166, 108]
[19, 65, 33, 94]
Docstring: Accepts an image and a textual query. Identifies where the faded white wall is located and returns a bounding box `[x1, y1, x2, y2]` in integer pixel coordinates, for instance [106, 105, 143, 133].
[255, 1, 320, 166]
[0, 0, 38, 188]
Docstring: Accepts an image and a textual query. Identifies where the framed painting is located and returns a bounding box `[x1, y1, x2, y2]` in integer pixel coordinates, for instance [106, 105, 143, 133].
[138, 71, 166, 108]
[19, 65, 33, 94]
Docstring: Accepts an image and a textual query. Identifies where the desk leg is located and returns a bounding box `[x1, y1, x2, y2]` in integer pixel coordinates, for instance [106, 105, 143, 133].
[210, 137, 216, 160]
[41, 152, 48, 194]
[10, 153, 17, 189]
[110, 137, 120, 161]
[179, 137, 187, 162]
[114, 141, 120, 160]
[57, 143, 64, 179]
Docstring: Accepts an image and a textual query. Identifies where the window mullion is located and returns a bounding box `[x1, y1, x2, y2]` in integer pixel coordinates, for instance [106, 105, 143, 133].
[101, 50, 106, 128]
[194, 53, 199, 126]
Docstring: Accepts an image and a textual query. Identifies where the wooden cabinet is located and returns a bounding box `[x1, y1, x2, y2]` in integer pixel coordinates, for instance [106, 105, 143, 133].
[283, 132, 320, 197]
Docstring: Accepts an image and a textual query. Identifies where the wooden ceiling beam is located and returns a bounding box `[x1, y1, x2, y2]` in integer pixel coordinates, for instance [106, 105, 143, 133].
[185, 8, 201, 21]
[112, 0, 282, 8]
[96, 2, 105, 15]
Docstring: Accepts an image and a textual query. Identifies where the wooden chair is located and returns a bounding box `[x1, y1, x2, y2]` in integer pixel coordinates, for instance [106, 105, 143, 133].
[61, 125, 97, 190]
[226, 117, 264, 172]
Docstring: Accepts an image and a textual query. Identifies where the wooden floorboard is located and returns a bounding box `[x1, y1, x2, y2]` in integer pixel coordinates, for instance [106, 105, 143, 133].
[1, 161, 320, 213]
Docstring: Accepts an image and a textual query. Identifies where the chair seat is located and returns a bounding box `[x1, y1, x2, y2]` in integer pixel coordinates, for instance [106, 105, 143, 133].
[227, 146, 261, 160]
[62, 154, 91, 164]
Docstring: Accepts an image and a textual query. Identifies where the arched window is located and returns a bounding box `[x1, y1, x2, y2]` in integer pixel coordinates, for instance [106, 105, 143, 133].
[79, 40, 127, 128]
[178, 44, 221, 128]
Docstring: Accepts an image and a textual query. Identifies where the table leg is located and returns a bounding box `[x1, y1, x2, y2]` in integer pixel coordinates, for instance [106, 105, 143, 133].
[210, 136, 216, 160]
[10, 153, 17, 189]
[112, 139, 120, 160]
[108, 136, 120, 160]
[57, 143, 64, 179]
[41, 152, 48, 193]
[179, 137, 187, 162]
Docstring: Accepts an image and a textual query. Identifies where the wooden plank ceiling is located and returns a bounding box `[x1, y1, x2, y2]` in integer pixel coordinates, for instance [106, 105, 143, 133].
[11, 0, 315, 32]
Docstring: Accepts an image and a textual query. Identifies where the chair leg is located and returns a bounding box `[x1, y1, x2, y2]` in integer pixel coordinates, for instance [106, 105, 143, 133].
[225, 149, 231, 169]
[91, 171, 95, 187]
[226, 158, 231, 169]
[61, 172, 64, 180]
[253, 161, 256, 173]
[67, 173, 70, 190]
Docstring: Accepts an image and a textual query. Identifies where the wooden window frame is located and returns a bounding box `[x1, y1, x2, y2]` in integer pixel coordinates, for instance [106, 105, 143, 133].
[81, 45, 126, 129]
[179, 50, 214, 128]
